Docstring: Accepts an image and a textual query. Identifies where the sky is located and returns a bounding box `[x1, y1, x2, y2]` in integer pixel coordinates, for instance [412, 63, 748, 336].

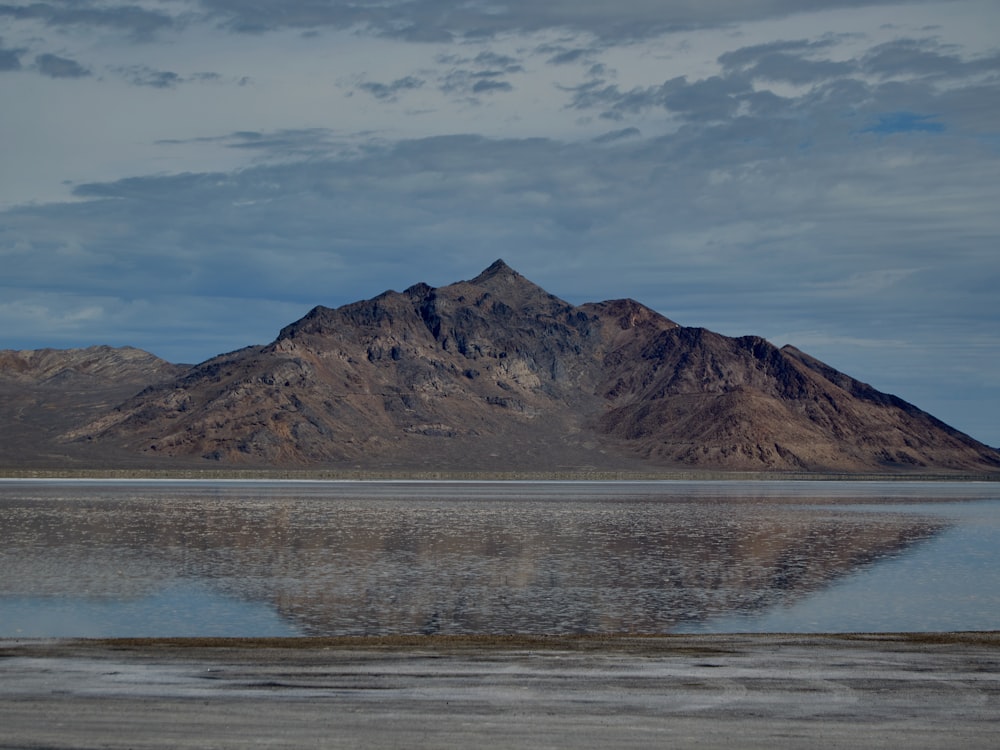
[1, 0, 998, 447]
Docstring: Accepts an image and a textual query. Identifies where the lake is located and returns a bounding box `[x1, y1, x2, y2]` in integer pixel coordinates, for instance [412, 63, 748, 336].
[1, 479, 997, 637]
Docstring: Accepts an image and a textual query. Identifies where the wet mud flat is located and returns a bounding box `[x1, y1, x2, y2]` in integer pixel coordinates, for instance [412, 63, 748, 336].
[1, 633, 999, 749]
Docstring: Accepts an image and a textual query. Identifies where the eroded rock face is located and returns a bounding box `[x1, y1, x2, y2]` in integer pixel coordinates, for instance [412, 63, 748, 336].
[16, 260, 1000, 472]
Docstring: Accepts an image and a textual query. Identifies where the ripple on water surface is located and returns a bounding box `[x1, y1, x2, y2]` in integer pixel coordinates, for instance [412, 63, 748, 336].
[0, 480, 997, 637]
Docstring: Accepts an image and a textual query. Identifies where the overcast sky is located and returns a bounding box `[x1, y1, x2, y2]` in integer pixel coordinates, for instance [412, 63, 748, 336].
[1, 0, 998, 446]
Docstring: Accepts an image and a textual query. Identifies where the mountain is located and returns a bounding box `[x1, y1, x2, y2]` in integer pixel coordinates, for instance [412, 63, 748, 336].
[0, 346, 188, 468]
[37, 260, 998, 475]
[0, 345, 183, 385]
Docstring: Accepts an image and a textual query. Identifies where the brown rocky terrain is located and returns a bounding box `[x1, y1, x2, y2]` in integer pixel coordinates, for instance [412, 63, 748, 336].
[0, 346, 188, 468]
[4, 260, 1000, 473]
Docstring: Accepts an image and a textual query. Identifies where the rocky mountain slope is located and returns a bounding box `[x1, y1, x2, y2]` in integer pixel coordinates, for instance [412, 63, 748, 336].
[46, 260, 1000, 474]
[0, 346, 188, 468]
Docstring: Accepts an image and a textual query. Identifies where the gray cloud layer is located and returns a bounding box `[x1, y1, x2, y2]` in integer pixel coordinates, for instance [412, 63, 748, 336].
[0, 1, 949, 42]
[0, 38, 22, 70]
[566, 34, 1000, 125]
[197, 0, 939, 40]
[0, 2, 173, 39]
[6, 114, 995, 360]
[35, 52, 89, 78]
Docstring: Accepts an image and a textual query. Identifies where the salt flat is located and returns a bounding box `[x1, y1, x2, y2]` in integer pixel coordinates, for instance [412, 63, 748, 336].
[1, 634, 998, 749]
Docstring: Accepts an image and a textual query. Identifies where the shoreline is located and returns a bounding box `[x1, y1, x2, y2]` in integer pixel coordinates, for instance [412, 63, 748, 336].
[2, 467, 999, 481]
[2, 632, 998, 749]
[5, 630, 999, 652]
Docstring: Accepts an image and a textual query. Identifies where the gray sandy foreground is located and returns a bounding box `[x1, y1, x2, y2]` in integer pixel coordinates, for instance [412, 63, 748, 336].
[1, 633, 998, 749]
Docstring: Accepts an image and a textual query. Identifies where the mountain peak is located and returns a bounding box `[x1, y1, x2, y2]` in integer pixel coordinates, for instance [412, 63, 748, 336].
[463, 259, 561, 308]
[471, 259, 520, 284]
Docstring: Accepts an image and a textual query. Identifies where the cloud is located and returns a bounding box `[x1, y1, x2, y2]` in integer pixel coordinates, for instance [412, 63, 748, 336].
[357, 75, 424, 102]
[223, 129, 347, 155]
[118, 65, 182, 88]
[195, 0, 945, 42]
[470, 77, 513, 94]
[0, 39, 22, 71]
[436, 50, 525, 72]
[0, 2, 174, 40]
[432, 50, 524, 100]
[719, 38, 840, 68]
[865, 37, 957, 77]
[469, 51, 524, 74]
[153, 129, 356, 164]
[719, 39, 858, 84]
[592, 127, 641, 143]
[0, 1, 992, 53]
[113, 66, 223, 88]
[566, 74, 753, 121]
[439, 69, 514, 98]
[35, 53, 90, 78]
[545, 47, 593, 66]
[6, 121, 992, 331]
[661, 75, 752, 120]
[562, 25, 1000, 136]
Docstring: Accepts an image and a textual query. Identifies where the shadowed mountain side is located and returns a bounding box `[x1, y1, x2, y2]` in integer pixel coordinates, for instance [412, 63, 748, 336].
[597, 329, 1000, 471]
[21, 259, 1000, 473]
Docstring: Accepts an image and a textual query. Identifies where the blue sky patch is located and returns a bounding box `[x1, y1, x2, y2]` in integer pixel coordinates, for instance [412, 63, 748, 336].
[865, 112, 945, 135]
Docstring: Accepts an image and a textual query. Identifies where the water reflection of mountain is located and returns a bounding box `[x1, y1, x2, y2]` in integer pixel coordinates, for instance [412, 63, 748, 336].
[0, 486, 945, 635]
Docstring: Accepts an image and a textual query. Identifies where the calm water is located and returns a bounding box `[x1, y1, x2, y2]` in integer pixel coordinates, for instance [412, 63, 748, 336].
[1, 480, 997, 637]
